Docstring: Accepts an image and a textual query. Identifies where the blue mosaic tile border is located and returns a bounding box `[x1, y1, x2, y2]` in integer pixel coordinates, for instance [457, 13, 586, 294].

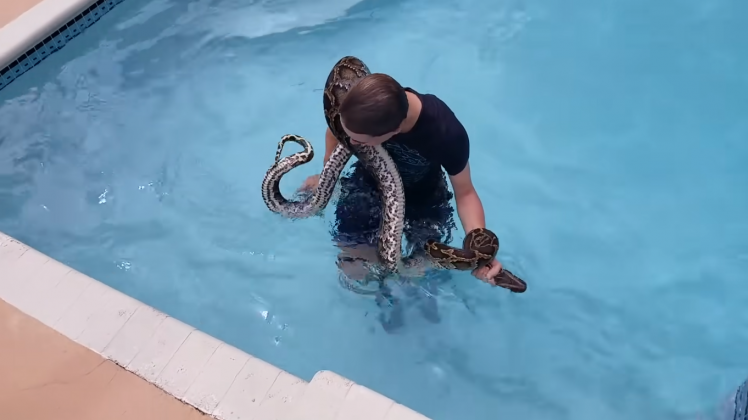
[0, 0, 125, 91]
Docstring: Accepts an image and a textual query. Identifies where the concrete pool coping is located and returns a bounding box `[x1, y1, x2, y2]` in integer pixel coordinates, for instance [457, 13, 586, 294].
[0, 296, 214, 420]
[0, 234, 433, 420]
[0, 1, 433, 418]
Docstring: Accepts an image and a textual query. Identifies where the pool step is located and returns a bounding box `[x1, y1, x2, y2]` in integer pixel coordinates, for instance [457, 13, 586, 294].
[280, 370, 431, 420]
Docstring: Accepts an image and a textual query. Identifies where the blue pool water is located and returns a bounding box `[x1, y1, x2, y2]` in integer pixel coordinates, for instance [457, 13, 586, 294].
[2, 0, 748, 418]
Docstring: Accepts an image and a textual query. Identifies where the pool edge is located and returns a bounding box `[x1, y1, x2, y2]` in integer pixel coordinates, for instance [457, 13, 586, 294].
[0, 234, 431, 420]
[0, 0, 124, 91]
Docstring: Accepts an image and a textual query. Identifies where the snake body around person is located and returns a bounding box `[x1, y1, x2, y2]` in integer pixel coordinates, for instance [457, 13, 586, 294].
[299, 66, 505, 285]
[262, 56, 527, 313]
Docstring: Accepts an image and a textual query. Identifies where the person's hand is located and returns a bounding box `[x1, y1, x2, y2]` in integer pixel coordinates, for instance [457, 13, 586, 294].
[472, 258, 503, 286]
[298, 174, 320, 192]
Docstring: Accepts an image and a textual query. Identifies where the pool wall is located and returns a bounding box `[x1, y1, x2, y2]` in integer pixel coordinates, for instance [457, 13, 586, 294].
[0, 0, 128, 90]
[0, 2, 431, 419]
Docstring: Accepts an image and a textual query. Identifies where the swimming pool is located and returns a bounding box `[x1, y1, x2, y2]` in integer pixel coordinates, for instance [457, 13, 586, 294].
[1, 0, 747, 418]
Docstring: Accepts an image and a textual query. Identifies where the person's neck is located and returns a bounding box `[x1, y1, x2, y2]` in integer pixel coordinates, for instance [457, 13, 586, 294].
[399, 91, 422, 134]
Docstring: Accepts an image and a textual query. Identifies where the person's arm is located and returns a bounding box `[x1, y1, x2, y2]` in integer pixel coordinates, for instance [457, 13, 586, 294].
[442, 117, 503, 283]
[441, 119, 485, 234]
[449, 165, 503, 283]
[448, 163, 486, 234]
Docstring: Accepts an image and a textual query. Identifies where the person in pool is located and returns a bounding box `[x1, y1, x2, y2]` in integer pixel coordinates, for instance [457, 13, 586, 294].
[298, 73, 503, 287]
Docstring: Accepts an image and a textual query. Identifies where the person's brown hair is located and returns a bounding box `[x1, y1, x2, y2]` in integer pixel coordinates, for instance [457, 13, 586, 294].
[339, 73, 409, 137]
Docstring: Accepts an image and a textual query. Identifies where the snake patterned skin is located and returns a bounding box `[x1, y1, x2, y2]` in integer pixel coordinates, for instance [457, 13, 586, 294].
[260, 134, 351, 219]
[261, 56, 527, 292]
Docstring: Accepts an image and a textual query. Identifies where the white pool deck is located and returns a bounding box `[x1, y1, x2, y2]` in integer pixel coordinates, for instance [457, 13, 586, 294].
[0, 1, 433, 419]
